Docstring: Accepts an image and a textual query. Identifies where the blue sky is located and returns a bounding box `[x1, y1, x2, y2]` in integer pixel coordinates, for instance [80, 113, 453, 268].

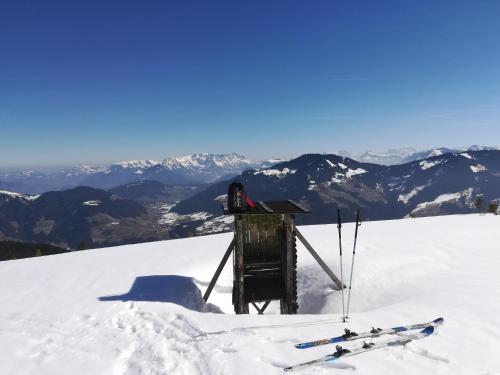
[1, 0, 500, 167]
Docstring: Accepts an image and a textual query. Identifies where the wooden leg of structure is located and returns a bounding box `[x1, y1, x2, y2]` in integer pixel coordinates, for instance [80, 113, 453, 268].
[203, 237, 236, 302]
[282, 214, 298, 314]
[252, 300, 271, 314]
[295, 228, 344, 290]
[234, 217, 248, 314]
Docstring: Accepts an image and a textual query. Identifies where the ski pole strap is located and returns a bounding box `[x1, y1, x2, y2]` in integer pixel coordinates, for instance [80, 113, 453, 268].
[244, 194, 256, 208]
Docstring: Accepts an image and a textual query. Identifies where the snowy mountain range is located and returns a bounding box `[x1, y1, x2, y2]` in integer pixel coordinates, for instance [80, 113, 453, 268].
[172, 149, 500, 234]
[338, 145, 498, 165]
[2, 149, 499, 250]
[2, 147, 497, 194]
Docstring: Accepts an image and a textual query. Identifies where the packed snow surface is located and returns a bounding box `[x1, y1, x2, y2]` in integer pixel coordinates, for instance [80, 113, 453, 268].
[1, 215, 500, 374]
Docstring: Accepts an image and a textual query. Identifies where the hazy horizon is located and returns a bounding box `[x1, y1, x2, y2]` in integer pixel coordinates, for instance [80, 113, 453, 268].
[1, 144, 498, 172]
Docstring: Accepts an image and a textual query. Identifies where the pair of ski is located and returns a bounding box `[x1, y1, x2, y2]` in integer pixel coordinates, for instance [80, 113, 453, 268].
[284, 317, 443, 372]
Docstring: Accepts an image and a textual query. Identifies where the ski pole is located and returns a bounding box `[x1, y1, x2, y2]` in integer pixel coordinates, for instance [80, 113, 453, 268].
[337, 208, 346, 322]
[346, 209, 361, 319]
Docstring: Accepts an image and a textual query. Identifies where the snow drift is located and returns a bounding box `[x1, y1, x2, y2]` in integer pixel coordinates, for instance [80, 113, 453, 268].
[1, 214, 499, 374]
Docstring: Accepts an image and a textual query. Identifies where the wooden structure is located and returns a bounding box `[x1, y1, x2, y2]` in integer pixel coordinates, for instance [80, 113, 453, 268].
[203, 200, 343, 315]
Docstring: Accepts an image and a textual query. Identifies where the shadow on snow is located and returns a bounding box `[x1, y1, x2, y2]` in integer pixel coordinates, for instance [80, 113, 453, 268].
[98, 275, 222, 313]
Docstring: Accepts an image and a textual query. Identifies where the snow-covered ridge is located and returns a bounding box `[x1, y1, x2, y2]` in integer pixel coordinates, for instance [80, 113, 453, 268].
[62, 165, 107, 176]
[419, 159, 443, 170]
[0, 190, 40, 201]
[398, 185, 426, 204]
[337, 145, 498, 165]
[336, 148, 417, 165]
[110, 160, 161, 170]
[253, 168, 297, 178]
[410, 188, 474, 214]
[470, 164, 487, 173]
[162, 153, 253, 171]
[345, 167, 367, 178]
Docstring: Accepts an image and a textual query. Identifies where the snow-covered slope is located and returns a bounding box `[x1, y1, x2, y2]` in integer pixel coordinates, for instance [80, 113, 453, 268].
[1, 214, 499, 374]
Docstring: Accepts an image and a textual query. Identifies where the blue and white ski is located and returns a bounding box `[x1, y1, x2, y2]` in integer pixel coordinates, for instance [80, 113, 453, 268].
[284, 326, 435, 372]
[295, 317, 443, 349]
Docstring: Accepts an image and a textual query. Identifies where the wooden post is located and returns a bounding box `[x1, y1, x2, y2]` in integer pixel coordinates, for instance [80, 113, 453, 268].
[203, 237, 235, 302]
[282, 214, 297, 314]
[295, 228, 344, 290]
[234, 216, 248, 313]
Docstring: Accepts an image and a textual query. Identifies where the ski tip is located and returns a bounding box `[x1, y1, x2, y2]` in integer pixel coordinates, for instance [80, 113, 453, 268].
[422, 326, 434, 335]
[295, 343, 307, 349]
[433, 317, 444, 325]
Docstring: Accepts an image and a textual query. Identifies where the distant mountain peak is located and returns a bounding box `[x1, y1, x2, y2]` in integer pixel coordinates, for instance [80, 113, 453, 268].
[467, 145, 498, 151]
[110, 160, 161, 170]
[0, 189, 40, 201]
[162, 153, 253, 171]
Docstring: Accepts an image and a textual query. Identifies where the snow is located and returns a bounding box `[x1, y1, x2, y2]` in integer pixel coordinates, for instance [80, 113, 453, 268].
[470, 164, 487, 173]
[329, 168, 367, 185]
[398, 185, 426, 204]
[112, 160, 161, 169]
[196, 215, 234, 234]
[163, 153, 252, 170]
[325, 159, 336, 168]
[63, 165, 106, 176]
[82, 200, 101, 206]
[460, 153, 472, 159]
[428, 149, 444, 157]
[254, 168, 297, 178]
[419, 159, 443, 170]
[345, 167, 367, 178]
[159, 204, 212, 226]
[1, 215, 500, 374]
[411, 189, 473, 213]
[213, 194, 228, 202]
[331, 172, 345, 184]
[0, 190, 25, 198]
[0, 190, 40, 201]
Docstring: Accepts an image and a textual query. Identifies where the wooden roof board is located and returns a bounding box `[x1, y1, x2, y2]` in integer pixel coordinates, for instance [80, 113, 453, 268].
[223, 200, 309, 215]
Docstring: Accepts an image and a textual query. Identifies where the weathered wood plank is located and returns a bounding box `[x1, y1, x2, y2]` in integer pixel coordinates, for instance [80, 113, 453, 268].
[283, 214, 297, 313]
[234, 216, 247, 313]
